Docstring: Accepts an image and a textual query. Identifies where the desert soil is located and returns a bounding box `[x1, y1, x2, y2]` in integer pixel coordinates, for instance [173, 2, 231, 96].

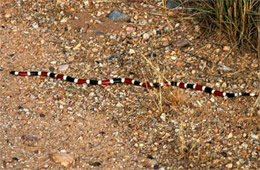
[0, 0, 259, 169]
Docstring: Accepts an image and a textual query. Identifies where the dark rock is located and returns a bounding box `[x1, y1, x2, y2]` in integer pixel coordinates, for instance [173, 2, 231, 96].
[107, 10, 130, 22]
[156, 29, 162, 35]
[166, 0, 180, 9]
[39, 113, 45, 117]
[9, 53, 15, 57]
[154, 164, 159, 169]
[99, 131, 105, 135]
[147, 154, 154, 159]
[221, 151, 227, 157]
[49, 66, 55, 72]
[150, 52, 157, 57]
[12, 157, 19, 161]
[90, 161, 101, 166]
[95, 31, 104, 35]
[21, 135, 39, 141]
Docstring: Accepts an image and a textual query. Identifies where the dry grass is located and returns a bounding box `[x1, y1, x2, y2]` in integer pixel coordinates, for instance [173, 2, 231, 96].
[189, 0, 260, 52]
[178, 121, 201, 160]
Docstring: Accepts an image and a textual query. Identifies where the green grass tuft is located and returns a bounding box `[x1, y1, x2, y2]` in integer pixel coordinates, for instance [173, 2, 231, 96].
[190, 0, 260, 52]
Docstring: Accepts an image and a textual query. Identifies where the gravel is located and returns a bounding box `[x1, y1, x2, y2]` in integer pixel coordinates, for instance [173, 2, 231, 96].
[0, 0, 259, 169]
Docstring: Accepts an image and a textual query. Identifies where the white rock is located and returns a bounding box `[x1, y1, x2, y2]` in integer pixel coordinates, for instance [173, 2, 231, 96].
[227, 132, 233, 139]
[143, 33, 150, 40]
[116, 102, 124, 107]
[92, 48, 98, 52]
[225, 163, 232, 168]
[160, 113, 166, 122]
[129, 49, 135, 54]
[60, 17, 68, 23]
[223, 46, 231, 51]
[96, 11, 102, 17]
[32, 22, 39, 29]
[50, 153, 74, 167]
[89, 92, 95, 97]
[251, 133, 259, 140]
[58, 64, 69, 71]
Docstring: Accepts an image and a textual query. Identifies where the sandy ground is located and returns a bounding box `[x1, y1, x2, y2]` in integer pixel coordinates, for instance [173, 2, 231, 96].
[0, 0, 259, 169]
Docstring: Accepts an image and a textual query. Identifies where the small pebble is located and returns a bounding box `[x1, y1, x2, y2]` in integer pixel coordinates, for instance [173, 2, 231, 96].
[223, 46, 231, 51]
[156, 29, 161, 35]
[147, 155, 154, 159]
[5, 12, 11, 18]
[213, 159, 220, 164]
[221, 82, 227, 88]
[160, 113, 166, 122]
[143, 33, 150, 40]
[32, 22, 39, 29]
[164, 26, 169, 32]
[166, 0, 179, 9]
[60, 17, 68, 23]
[39, 113, 45, 117]
[227, 132, 233, 139]
[194, 25, 200, 32]
[225, 163, 233, 169]
[176, 61, 184, 67]
[49, 66, 55, 72]
[21, 135, 39, 141]
[50, 61, 57, 64]
[96, 31, 104, 35]
[50, 153, 74, 167]
[116, 102, 124, 107]
[176, 39, 189, 47]
[9, 53, 15, 57]
[150, 52, 157, 57]
[107, 10, 130, 22]
[23, 108, 29, 113]
[129, 49, 135, 54]
[12, 157, 19, 161]
[30, 94, 36, 99]
[167, 11, 176, 17]
[96, 11, 102, 17]
[219, 64, 232, 71]
[250, 133, 258, 140]
[175, 23, 180, 28]
[125, 26, 135, 33]
[58, 64, 69, 71]
[73, 43, 81, 50]
[216, 107, 225, 112]
[215, 49, 221, 53]
[91, 162, 101, 166]
[221, 151, 227, 157]
[154, 164, 159, 169]
[205, 44, 212, 49]
[89, 92, 95, 97]
[251, 62, 258, 68]
[241, 143, 248, 149]
[92, 48, 98, 52]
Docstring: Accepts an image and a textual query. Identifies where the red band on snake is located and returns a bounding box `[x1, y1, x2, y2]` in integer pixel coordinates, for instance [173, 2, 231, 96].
[10, 71, 258, 98]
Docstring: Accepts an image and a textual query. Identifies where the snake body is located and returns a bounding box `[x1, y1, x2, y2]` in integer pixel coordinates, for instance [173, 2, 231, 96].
[10, 71, 258, 98]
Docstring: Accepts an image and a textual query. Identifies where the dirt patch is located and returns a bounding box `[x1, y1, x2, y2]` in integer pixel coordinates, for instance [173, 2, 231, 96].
[68, 11, 124, 39]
